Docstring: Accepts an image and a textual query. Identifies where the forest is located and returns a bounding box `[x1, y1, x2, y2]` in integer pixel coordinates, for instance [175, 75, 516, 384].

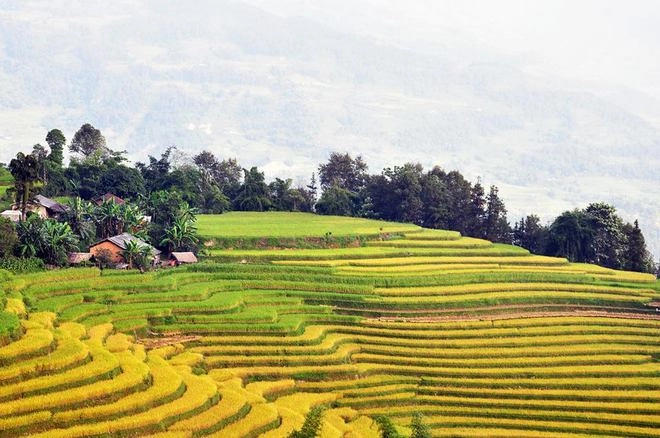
[1, 123, 656, 274]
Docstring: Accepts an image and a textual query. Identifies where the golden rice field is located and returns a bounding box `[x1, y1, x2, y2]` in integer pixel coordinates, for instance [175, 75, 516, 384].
[1, 213, 659, 437]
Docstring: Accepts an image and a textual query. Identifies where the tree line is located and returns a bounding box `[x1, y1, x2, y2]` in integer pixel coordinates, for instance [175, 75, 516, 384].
[1, 123, 656, 274]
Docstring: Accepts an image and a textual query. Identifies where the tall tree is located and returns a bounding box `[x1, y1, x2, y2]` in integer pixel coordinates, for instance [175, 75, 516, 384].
[484, 185, 511, 243]
[234, 167, 271, 211]
[584, 202, 624, 268]
[9, 152, 41, 220]
[45, 129, 66, 167]
[70, 123, 108, 158]
[547, 210, 594, 262]
[513, 215, 549, 254]
[623, 220, 654, 273]
[318, 152, 368, 193]
[43, 129, 68, 196]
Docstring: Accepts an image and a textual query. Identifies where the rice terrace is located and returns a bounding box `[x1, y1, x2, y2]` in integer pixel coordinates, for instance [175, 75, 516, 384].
[1, 212, 659, 437]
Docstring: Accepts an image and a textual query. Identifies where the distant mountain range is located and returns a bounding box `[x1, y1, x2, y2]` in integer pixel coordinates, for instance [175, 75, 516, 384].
[0, 0, 658, 257]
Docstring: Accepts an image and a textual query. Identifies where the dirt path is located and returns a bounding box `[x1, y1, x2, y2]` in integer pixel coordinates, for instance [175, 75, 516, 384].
[370, 309, 660, 323]
[136, 333, 201, 349]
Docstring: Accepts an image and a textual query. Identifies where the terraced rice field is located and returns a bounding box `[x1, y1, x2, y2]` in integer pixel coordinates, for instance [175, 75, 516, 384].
[1, 213, 659, 437]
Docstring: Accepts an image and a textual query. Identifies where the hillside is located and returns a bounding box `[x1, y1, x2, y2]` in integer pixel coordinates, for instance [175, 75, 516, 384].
[0, 213, 659, 437]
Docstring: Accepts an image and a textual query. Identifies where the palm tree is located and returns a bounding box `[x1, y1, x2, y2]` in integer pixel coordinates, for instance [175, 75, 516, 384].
[121, 240, 148, 269]
[41, 220, 79, 265]
[16, 215, 46, 258]
[9, 152, 41, 221]
[160, 217, 199, 253]
[64, 197, 95, 246]
[94, 199, 122, 238]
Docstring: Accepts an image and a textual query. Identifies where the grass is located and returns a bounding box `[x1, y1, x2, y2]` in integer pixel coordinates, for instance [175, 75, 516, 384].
[197, 211, 420, 239]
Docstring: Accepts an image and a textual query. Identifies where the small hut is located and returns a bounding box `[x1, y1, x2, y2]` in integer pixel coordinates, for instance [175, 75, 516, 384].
[169, 252, 198, 266]
[1, 210, 21, 222]
[68, 252, 93, 265]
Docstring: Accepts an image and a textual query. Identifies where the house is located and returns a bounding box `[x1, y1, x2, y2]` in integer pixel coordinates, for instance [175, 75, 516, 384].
[12, 194, 68, 219]
[0, 210, 21, 222]
[93, 193, 126, 206]
[89, 233, 161, 265]
[169, 252, 198, 266]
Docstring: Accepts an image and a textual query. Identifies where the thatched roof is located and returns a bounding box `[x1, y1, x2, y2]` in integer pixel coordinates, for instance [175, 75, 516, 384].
[91, 233, 161, 255]
[68, 252, 92, 264]
[170, 252, 198, 263]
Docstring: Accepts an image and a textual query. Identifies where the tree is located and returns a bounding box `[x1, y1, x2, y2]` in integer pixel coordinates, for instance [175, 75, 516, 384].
[623, 220, 654, 273]
[318, 152, 367, 193]
[513, 215, 549, 254]
[410, 412, 431, 438]
[288, 406, 325, 438]
[160, 216, 199, 253]
[234, 167, 271, 211]
[315, 184, 358, 216]
[31, 144, 49, 183]
[465, 181, 486, 238]
[136, 146, 176, 193]
[121, 239, 152, 270]
[63, 197, 95, 248]
[16, 216, 78, 266]
[46, 129, 66, 167]
[270, 178, 295, 211]
[0, 217, 18, 258]
[584, 202, 624, 268]
[306, 172, 318, 202]
[99, 165, 145, 200]
[9, 152, 41, 220]
[40, 220, 79, 266]
[373, 415, 403, 438]
[547, 210, 594, 262]
[70, 123, 108, 158]
[419, 170, 449, 229]
[484, 185, 511, 243]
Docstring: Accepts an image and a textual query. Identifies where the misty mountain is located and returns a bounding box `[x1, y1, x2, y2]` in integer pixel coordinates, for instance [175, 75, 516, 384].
[0, 0, 658, 255]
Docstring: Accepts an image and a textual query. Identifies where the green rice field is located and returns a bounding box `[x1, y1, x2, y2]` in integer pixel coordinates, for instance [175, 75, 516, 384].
[1, 212, 659, 437]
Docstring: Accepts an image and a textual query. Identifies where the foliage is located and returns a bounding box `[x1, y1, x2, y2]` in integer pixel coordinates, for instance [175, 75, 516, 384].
[235, 167, 272, 211]
[0, 256, 44, 273]
[318, 152, 368, 193]
[69, 123, 108, 158]
[409, 412, 431, 438]
[9, 152, 41, 220]
[0, 217, 18, 257]
[288, 405, 325, 438]
[16, 216, 79, 266]
[373, 415, 403, 438]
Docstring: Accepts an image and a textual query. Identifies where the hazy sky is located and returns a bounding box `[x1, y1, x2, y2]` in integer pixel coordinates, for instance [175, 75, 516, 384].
[249, 0, 660, 100]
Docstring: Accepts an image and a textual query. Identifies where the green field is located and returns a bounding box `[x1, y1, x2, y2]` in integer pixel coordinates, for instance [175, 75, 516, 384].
[198, 211, 423, 238]
[1, 213, 659, 437]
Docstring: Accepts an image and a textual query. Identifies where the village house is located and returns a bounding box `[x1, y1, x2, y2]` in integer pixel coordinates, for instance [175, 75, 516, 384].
[89, 232, 161, 265]
[11, 194, 68, 219]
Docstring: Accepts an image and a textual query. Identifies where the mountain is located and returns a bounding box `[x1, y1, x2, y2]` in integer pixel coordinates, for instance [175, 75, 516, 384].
[0, 0, 658, 256]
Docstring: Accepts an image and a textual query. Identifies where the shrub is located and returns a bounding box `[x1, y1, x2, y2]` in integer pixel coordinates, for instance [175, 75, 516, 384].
[288, 405, 325, 438]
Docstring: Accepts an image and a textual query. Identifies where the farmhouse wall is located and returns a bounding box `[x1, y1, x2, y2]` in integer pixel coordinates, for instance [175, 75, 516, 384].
[90, 241, 125, 264]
